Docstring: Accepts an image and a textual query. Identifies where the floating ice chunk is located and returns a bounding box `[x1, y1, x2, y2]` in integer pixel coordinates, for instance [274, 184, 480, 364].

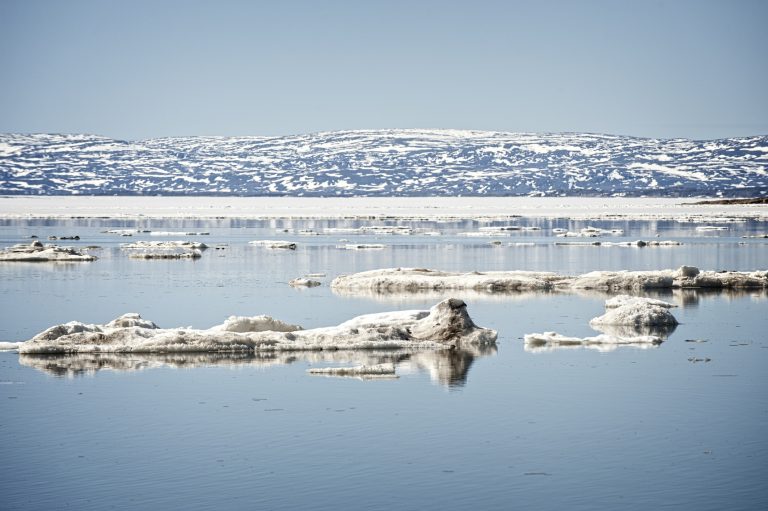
[590, 297, 678, 328]
[331, 267, 567, 293]
[592, 322, 677, 338]
[249, 240, 297, 250]
[326, 226, 413, 235]
[17, 299, 496, 354]
[121, 240, 208, 250]
[459, 231, 512, 237]
[597, 240, 683, 247]
[524, 332, 663, 352]
[695, 226, 728, 231]
[307, 363, 396, 377]
[332, 266, 768, 296]
[104, 229, 150, 236]
[0, 241, 96, 262]
[289, 278, 321, 287]
[557, 226, 624, 238]
[552, 228, 567, 234]
[571, 269, 677, 290]
[324, 227, 363, 234]
[340, 243, 386, 250]
[479, 226, 521, 232]
[360, 226, 413, 235]
[128, 249, 202, 259]
[150, 231, 210, 236]
[0, 342, 23, 351]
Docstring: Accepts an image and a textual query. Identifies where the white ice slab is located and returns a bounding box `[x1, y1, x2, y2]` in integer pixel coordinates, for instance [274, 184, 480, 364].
[17, 299, 497, 354]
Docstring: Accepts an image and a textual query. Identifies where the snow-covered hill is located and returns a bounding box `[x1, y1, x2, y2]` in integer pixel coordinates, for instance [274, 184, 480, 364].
[1, 130, 766, 196]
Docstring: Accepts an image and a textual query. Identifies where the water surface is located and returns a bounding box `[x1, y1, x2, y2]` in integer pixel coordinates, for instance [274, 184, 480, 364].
[1, 218, 766, 510]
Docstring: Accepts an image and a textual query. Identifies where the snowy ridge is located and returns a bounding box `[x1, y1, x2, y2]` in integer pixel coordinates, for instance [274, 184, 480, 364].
[1, 130, 766, 196]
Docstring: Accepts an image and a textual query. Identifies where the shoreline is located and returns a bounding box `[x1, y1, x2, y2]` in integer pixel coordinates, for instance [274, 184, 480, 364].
[1, 195, 767, 220]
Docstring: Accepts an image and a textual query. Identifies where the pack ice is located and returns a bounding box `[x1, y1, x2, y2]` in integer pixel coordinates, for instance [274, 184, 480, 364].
[16, 299, 497, 354]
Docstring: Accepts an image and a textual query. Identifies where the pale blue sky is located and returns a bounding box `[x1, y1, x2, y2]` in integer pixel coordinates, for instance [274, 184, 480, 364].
[1, 0, 766, 140]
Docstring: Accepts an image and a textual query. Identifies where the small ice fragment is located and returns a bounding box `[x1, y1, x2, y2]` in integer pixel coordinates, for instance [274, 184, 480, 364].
[307, 363, 396, 376]
[289, 278, 321, 287]
[249, 240, 297, 250]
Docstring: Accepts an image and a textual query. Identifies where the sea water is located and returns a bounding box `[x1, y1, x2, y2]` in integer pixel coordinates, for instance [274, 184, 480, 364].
[0, 217, 766, 510]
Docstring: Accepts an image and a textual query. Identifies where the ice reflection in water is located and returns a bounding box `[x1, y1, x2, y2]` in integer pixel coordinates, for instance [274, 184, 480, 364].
[19, 346, 497, 387]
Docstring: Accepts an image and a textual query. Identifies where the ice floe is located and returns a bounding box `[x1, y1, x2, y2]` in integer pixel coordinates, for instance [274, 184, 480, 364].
[590, 295, 678, 331]
[332, 266, 768, 296]
[0, 241, 97, 262]
[525, 296, 678, 352]
[335, 266, 768, 292]
[16, 299, 496, 354]
[524, 332, 664, 352]
[331, 267, 567, 293]
[307, 363, 396, 378]
[150, 231, 210, 236]
[289, 278, 321, 287]
[121, 240, 208, 250]
[556, 227, 624, 238]
[556, 240, 682, 247]
[695, 226, 728, 231]
[249, 240, 297, 250]
[340, 243, 386, 250]
[128, 249, 202, 259]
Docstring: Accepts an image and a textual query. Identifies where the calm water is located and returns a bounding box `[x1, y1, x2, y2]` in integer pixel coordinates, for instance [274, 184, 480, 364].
[1, 217, 767, 510]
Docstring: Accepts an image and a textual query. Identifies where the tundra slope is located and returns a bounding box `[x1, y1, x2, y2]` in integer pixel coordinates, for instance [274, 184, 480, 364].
[1, 130, 766, 196]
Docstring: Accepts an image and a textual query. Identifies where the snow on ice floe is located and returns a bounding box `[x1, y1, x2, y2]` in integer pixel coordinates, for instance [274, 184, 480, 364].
[331, 266, 768, 295]
[0, 241, 97, 262]
[249, 240, 297, 250]
[16, 299, 497, 354]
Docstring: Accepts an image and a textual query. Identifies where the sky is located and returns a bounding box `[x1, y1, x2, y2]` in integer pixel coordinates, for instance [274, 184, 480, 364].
[0, 0, 766, 140]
